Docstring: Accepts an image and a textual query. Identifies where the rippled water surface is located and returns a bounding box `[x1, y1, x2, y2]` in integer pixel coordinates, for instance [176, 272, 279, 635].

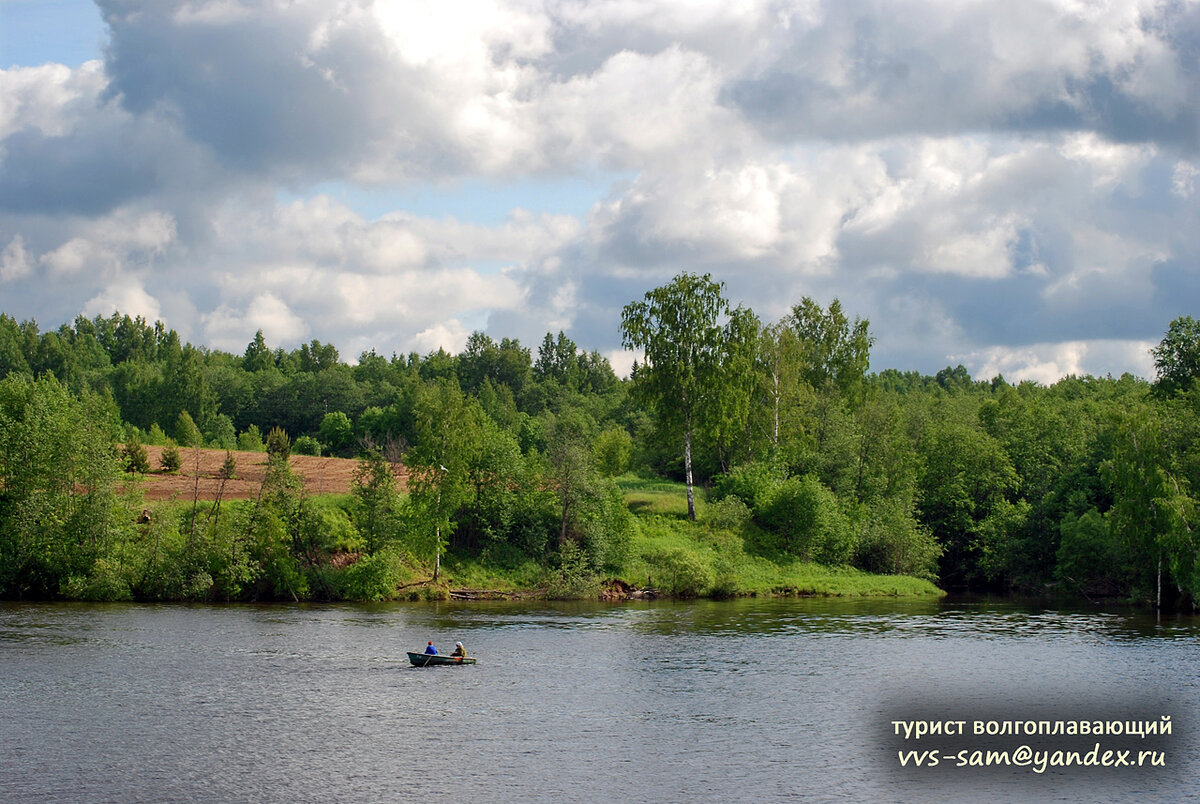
[2, 597, 1197, 803]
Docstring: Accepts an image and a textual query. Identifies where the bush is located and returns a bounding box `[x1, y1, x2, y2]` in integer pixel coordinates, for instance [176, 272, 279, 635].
[711, 461, 783, 509]
[293, 435, 322, 456]
[175, 410, 201, 448]
[159, 440, 181, 473]
[266, 426, 290, 459]
[855, 498, 941, 580]
[123, 432, 150, 474]
[545, 540, 600, 599]
[704, 496, 751, 531]
[756, 474, 855, 564]
[593, 426, 633, 477]
[147, 423, 168, 446]
[238, 424, 266, 452]
[205, 414, 237, 450]
[336, 549, 407, 601]
[648, 547, 714, 597]
[318, 411, 355, 455]
[62, 558, 135, 601]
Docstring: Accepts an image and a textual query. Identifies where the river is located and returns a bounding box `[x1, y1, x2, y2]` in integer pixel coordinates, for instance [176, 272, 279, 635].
[1, 597, 1197, 803]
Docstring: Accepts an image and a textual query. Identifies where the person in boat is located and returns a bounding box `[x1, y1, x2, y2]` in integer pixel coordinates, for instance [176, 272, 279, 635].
[424, 641, 438, 655]
[451, 642, 466, 658]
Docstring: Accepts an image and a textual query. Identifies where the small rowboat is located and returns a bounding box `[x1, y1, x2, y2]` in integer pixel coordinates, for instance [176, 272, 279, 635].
[407, 651, 476, 666]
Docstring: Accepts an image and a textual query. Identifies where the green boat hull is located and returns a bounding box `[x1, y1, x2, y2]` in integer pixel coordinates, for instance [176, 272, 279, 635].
[407, 651, 476, 666]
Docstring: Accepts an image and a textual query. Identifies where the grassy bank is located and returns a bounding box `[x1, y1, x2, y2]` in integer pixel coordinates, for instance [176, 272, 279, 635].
[439, 476, 943, 600]
[59, 477, 941, 602]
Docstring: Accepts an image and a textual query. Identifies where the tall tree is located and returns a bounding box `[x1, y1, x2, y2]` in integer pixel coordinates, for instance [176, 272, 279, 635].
[406, 379, 474, 579]
[1152, 315, 1200, 396]
[621, 272, 753, 520]
[787, 297, 873, 402]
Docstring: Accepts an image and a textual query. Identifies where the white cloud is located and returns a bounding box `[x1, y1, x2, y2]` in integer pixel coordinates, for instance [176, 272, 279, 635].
[2, 0, 1198, 380]
[202, 292, 309, 351]
[962, 339, 1157, 385]
[0, 235, 32, 282]
[83, 281, 163, 323]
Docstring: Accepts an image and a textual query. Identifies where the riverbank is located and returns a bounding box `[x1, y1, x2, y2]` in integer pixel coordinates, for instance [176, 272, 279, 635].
[22, 472, 942, 603]
[396, 475, 943, 601]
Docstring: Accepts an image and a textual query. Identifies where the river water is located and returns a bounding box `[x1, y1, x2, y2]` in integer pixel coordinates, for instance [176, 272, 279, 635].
[1, 597, 1197, 803]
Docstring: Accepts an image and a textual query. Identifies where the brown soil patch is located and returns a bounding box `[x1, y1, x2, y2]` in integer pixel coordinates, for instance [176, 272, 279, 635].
[133, 446, 408, 502]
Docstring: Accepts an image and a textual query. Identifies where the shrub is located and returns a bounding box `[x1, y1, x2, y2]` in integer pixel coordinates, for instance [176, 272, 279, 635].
[705, 496, 751, 531]
[593, 426, 633, 477]
[146, 423, 168, 446]
[175, 410, 201, 447]
[293, 435, 322, 456]
[123, 432, 150, 474]
[160, 440, 182, 473]
[238, 424, 266, 452]
[855, 498, 941, 580]
[337, 550, 407, 601]
[648, 547, 714, 597]
[266, 426, 290, 459]
[205, 414, 237, 450]
[318, 411, 355, 455]
[711, 461, 783, 509]
[756, 474, 855, 564]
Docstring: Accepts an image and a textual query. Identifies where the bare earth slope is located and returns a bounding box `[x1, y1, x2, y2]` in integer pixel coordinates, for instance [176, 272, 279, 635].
[136, 446, 408, 501]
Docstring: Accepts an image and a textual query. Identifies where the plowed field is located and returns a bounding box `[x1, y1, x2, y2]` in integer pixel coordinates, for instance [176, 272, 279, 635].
[134, 446, 408, 501]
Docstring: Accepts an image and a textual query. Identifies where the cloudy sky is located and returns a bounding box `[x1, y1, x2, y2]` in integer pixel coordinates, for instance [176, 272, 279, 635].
[2, 0, 1197, 382]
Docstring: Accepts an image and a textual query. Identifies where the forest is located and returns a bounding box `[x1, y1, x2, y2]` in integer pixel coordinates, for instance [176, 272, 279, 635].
[1, 273, 1197, 607]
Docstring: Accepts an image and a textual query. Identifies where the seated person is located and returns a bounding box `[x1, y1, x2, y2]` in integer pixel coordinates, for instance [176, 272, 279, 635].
[451, 642, 466, 658]
[424, 641, 437, 655]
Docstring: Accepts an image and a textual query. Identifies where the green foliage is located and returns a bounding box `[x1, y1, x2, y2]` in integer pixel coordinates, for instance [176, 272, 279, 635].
[123, 431, 151, 474]
[146, 423, 168, 445]
[10, 306, 1200, 605]
[318, 411, 355, 455]
[787, 297, 873, 402]
[855, 498, 942, 581]
[647, 546, 714, 597]
[293, 435, 322, 456]
[1152, 315, 1200, 396]
[174, 410, 202, 448]
[205, 413, 237, 450]
[0, 374, 128, 598]
[266, 426, 290, 459]
[335, 549, 409, 601]
[160, 440, 182, 473]
[1055, 509, 1124, 594]
[351, 450, 400, 554]
[237, 424, 265, 452]
[711, 460, 783, 508]
[545, 539, 601, 599]
[756, 474, 856, 564]
[621, 272, 757, 520]
[704, 495, 752, 531]
[593, 425, 633, 477]
[220, 450, 237, 479]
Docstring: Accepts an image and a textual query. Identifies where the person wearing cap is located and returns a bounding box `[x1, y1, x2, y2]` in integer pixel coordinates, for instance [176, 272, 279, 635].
[424, 641, 438, 655]
[451, 641, 467, 658]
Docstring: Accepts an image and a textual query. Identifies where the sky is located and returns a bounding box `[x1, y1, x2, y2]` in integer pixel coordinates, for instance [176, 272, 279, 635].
[1, 0, 1198, 382]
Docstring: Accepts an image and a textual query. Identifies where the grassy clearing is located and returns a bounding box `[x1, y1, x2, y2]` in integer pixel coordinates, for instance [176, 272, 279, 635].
[612, 474, 943, 598]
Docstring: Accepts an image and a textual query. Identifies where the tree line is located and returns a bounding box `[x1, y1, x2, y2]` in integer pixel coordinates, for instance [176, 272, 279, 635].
[0, 283, 1197, 606]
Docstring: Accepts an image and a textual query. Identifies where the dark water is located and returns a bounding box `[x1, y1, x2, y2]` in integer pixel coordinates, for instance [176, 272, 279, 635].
[1, 597, 1197, 803]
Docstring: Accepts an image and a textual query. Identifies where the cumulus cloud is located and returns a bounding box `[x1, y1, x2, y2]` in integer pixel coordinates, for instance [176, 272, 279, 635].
[1, 0, 1198, 380]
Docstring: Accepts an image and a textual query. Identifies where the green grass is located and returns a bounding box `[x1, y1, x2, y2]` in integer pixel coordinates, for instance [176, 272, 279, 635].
[612, 474, 943, 598]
